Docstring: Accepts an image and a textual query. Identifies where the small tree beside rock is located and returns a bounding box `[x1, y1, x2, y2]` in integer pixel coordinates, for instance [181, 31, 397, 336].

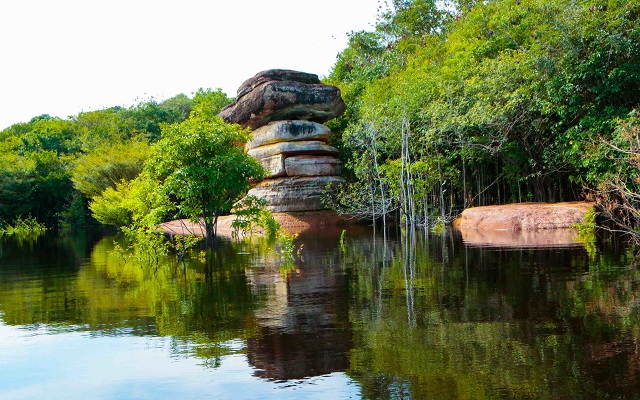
[146, 115, 264, 245]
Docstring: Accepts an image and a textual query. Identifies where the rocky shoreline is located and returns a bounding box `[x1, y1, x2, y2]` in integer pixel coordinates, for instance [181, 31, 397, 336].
[453, 201, 594, 231]
[452, 201, 595, 247]
[160, 210, 354, 238]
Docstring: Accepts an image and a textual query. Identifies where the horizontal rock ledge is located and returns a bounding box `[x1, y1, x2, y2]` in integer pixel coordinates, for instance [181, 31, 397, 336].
[246, 120, 331, 151]
[235, 69, 321, 99]
[453, 201, 595, 231]
[258, 154, 342, 179]
[247, 175, 345, 212]
[247, 140, 339, 159]
[284, 155, 342, 177]
[257, 154, 286, 178]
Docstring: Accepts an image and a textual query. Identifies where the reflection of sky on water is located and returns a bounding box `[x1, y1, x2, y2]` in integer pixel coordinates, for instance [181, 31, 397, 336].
[0, 322, 361, 400]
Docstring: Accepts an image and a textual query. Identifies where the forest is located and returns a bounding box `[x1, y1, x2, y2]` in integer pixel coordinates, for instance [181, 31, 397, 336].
[0, 0, 639, 243]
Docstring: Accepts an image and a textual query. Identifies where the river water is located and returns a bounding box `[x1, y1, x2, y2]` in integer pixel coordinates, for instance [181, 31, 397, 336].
[0, 226, 638, 399]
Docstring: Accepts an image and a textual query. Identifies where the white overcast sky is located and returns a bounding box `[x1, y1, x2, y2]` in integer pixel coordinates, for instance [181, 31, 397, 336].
[0, 0, 380, 130]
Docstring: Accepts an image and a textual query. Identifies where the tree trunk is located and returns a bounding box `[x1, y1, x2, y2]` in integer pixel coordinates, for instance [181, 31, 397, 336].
[204, 215, 218, 246]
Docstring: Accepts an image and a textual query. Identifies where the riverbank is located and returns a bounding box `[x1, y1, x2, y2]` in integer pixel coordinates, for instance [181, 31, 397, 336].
[160, 210, 354, 238]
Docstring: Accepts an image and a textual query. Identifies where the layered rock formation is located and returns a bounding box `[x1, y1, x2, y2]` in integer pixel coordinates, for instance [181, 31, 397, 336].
[219, 69, 346, 212]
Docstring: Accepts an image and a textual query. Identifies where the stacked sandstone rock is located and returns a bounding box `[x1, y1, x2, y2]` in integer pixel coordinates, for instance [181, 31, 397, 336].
[219, 69, 346, 212]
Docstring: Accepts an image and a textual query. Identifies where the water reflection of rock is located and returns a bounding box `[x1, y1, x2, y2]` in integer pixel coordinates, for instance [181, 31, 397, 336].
[245, 232, 352, 380]
[458, 227, 585, 248]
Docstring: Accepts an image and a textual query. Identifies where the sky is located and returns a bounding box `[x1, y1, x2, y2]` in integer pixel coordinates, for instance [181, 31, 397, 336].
[0, 0, 381, 130]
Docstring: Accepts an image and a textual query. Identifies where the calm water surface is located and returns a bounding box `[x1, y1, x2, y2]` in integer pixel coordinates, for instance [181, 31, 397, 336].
[0, 227, 638, 399]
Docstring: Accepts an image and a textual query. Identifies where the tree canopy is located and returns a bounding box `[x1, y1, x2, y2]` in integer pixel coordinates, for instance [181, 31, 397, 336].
[145, 115, 263, 242]
[327, 0, 640, 234]
[0, 89, 232, 230]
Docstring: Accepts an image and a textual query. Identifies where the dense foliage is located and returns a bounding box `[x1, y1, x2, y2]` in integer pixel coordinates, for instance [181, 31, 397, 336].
[327, 0, 640, 236]
[0, 89, 232, 230]
[143, 114, 264, 243]
[87, 97, 265, 245]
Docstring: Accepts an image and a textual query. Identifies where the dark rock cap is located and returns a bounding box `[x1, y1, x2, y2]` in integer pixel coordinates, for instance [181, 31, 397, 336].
[219, 69, 345, 130]
[236, 69, 321, 99]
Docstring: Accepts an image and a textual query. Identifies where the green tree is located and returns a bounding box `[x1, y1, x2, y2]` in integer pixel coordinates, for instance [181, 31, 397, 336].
[71, 140, 151, 198]
[0, 160, 33, 224]
[591, 110, 640, 245]
[89, 171, 172, 229]
[0, 87, 231, 229]
[190, 88, 232, 119]
[0, 149, 73, 227]
[327, 0, 640, 232]
[145, 115, 263, 244]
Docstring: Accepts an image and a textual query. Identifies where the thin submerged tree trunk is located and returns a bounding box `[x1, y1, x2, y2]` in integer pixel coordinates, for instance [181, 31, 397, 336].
[369, 126, 387, 228]
[401, 118, 417, 226]
[400, 120, 409, 225]
[370, 180, 376, 229]
[476, 166, 481, 207]
[438, 161, 446, 223]
[424, 195, 429, 234]
[403, 224, 416, 327]
[462, 157, 467, 209]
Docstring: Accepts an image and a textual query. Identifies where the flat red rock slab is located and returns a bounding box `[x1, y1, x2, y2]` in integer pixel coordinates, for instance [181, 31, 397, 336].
[454, 201, 594, 231]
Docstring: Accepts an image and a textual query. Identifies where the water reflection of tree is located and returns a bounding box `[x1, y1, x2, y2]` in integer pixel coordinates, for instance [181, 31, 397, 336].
[2, 228, 639, 396]
[0, 230, 101, 327]
[0, 234, 265, 366]
[0, 231, 358, 379]
[343, 228, 640, 399]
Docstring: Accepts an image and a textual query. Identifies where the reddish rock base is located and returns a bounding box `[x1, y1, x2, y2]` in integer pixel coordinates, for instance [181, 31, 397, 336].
[160, 210, 353, 238]
[459, 228, 586, 248]
[453, 201, 594, 231]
